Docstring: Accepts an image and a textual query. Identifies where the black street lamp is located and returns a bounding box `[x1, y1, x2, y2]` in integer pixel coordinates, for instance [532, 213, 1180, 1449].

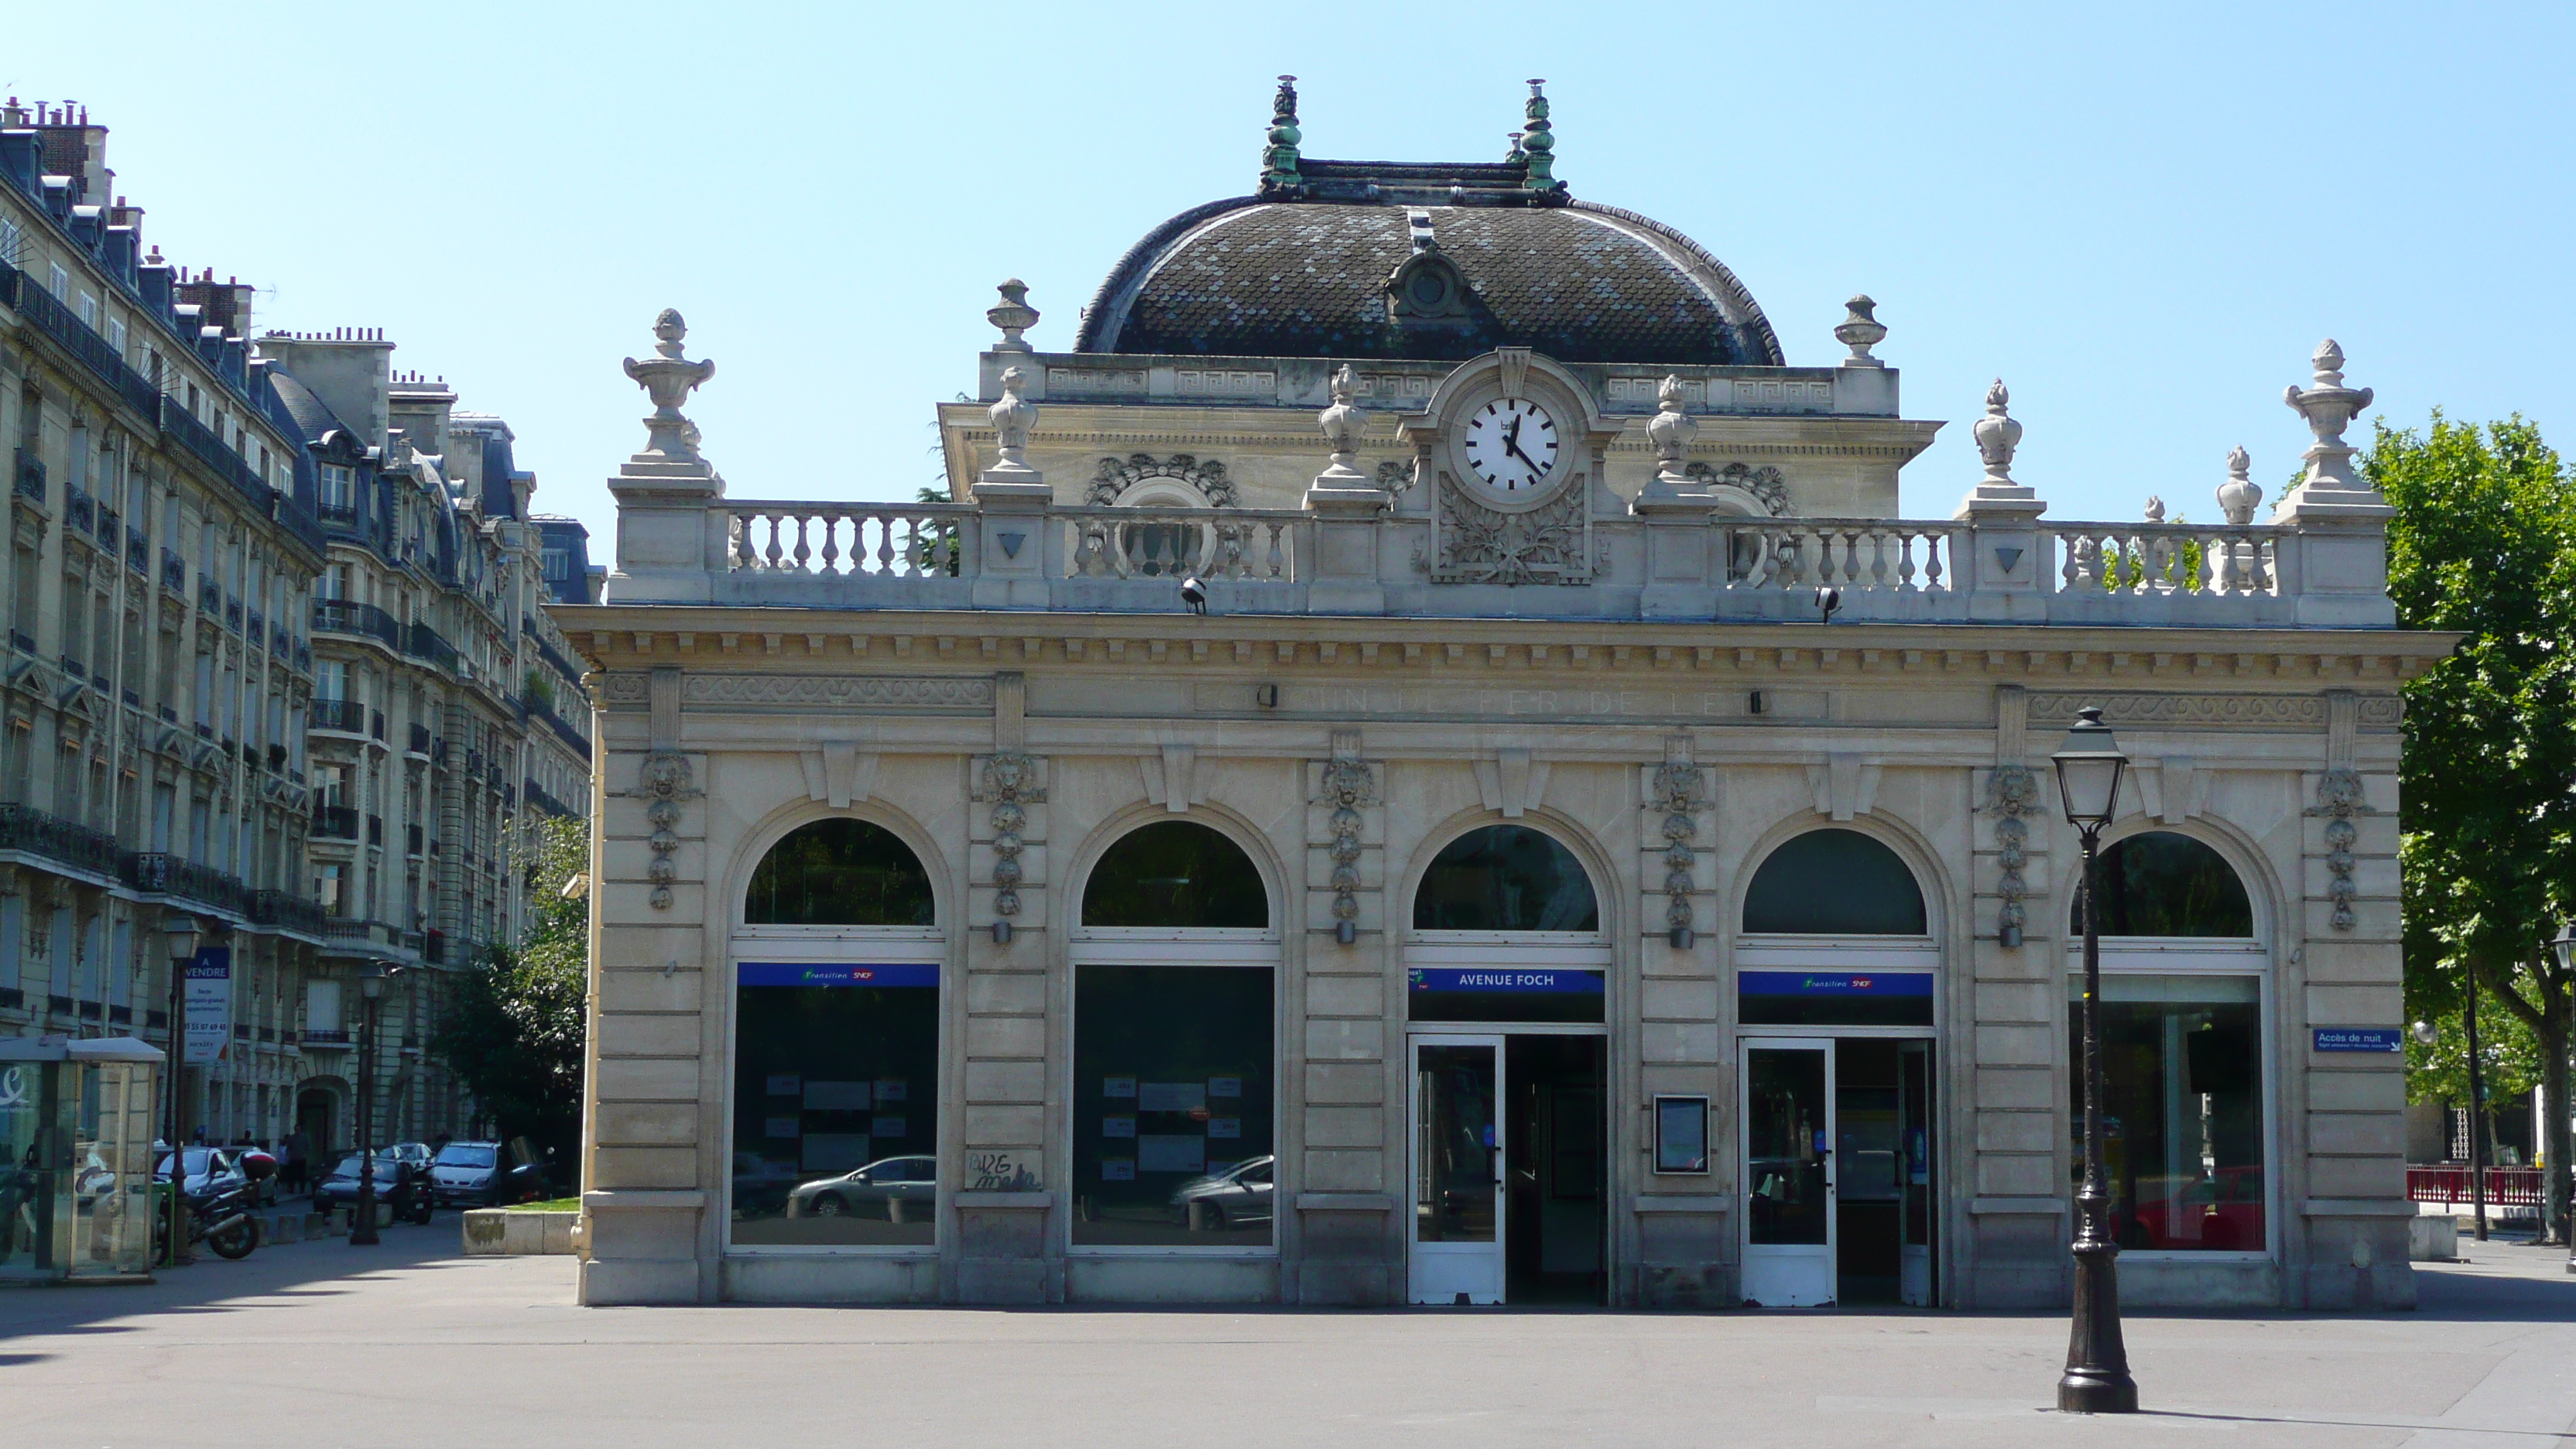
[2051, 705, 2137, 1414]
[351, 961, 396, 1246]
[159, 913, 201, 1266]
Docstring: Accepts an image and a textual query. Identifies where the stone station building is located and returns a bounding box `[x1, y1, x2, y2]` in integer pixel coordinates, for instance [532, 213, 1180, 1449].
[566, 84, 2441, 1311]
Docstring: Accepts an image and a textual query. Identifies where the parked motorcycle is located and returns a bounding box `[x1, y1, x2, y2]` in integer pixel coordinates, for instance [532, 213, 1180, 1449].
[180, 1180, 261, 1260]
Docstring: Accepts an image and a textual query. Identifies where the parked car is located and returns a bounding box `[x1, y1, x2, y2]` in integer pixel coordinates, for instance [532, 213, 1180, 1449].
[783, 1156, 936, 1219]
[1170, 1155, 1274, 1230]
[731, 1153, 805, 1217]
[313, 1153, 433, 1223]
[2113, 1165, 2265, 1251]
[385, 1142, 436, 1176]
[430, 1139, 547, 1208]
[154, 1146, 248, 1208]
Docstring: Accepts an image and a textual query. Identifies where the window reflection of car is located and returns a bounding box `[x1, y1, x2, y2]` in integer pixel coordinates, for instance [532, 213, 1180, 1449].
[784, 1156, 937, 1218]
[2114, 1166, 2265, 1251]
[1170, 1155, 1273, 1229]
[430, 1139, 547, 1208]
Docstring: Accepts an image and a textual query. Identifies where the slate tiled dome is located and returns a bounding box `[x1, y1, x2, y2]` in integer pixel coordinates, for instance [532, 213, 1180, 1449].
[1075, 197, 1783, 367]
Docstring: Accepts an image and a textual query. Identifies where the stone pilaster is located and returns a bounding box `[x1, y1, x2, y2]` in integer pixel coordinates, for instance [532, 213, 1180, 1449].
[1294, 732, 1392, 1303]
[955, 737, 1052, 1303]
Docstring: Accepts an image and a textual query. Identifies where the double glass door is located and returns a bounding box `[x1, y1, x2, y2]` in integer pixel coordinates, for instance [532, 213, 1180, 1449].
[1741, 1038, 1936, 1307]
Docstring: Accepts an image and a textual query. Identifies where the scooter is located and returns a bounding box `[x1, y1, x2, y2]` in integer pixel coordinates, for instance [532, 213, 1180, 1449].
[186, 1181, 260, 1260]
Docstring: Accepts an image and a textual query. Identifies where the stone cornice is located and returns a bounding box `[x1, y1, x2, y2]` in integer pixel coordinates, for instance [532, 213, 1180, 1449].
[562, 605, 2451, 690]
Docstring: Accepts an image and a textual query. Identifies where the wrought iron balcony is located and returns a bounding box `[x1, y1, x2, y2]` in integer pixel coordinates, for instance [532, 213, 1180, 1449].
[0, 804, 120, 879]
[310, 805, 360, 841]
[250, 889, 327, 936]
[310, 597, 402, 650]
[309, 697, 368, 735]
[12, 448, 43, 505]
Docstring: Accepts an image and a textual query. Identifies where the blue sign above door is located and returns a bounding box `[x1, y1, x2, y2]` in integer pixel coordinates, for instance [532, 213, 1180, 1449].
[1409, 968, 1605, 994]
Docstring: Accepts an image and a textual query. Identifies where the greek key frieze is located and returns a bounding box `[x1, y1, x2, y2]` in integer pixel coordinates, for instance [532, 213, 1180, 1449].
[678, 675, 998, 710]
[2026, 693, 2325, 729]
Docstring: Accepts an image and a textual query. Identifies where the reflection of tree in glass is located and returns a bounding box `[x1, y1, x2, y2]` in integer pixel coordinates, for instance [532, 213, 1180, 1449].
[2074, 833, 2253, 937]
[1413, 826, 1598, 930]
[745, 820, 936, 926]
[1081, 822, 1267, 928]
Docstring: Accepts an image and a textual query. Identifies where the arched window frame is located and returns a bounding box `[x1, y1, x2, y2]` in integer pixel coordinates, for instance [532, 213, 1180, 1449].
[724, 808, 948, 1259]
[1403, 820, 1611, 950]
[1064, 810, 1283, 1259]
[1732, 819, 1944, 1036]
[2056, 820, 2276, 1262]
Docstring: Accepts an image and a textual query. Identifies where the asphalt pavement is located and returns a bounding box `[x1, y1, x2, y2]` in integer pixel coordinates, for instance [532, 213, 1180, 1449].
[1, 1228, 2570, 1448]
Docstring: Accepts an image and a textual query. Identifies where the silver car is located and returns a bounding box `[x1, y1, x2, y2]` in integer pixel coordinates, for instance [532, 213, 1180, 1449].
[783, 1156, 936, 1218]
[1170, 1155, 1274, 1230]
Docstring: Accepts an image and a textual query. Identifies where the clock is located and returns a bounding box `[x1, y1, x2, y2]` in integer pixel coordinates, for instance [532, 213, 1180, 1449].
[1460, 397, 1560, 495]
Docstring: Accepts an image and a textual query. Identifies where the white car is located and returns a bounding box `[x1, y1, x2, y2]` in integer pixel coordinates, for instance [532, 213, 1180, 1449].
[784, 1156, 936, 1218]
[1170, 1155, 1275, 1230]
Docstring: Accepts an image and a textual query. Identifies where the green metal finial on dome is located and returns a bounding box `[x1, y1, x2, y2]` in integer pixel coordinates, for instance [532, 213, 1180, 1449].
[1520, 78, 1558, 190]
[1261, 75, 1303, 194]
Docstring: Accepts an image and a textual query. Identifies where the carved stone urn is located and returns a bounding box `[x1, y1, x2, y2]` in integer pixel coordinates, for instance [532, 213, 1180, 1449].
[2216, 446, 2263, 525]
[621, 309, 716, 467]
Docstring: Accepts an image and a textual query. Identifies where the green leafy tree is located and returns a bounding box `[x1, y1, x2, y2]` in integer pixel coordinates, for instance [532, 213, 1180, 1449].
[2379, 413, 2576, 1242]
[431, 814, 590, 1170]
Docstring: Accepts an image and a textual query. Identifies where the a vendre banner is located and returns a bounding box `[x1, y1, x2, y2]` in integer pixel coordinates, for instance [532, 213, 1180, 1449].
[183, 947, 231, 1064]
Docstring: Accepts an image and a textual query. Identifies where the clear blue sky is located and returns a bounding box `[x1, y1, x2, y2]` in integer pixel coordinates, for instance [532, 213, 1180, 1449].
[18, 2, 2571, 550]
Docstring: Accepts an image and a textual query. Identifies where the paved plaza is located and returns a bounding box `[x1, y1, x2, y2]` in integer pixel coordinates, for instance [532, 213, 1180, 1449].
[2, 1234, 2571, 1447]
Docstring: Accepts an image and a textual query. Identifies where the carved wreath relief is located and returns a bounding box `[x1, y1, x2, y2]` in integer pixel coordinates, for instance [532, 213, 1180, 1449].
[637, 752, 698, 910]
[978, 751, 1046, 921]
[1317, 754, 1379, 930]
[1985, 764, 2040, 944]
[1649, 761, 1710, 936]
[2308, 768, 2371, 931]
[1430, 472, 1597, 585]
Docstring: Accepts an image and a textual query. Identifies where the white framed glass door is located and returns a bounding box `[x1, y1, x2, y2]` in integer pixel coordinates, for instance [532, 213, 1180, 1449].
[1742, 1038, 1835, 1307]
[1409, 1033, 1505, 1304]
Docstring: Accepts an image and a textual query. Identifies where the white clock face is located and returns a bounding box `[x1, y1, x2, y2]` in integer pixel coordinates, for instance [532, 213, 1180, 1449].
[1461, 397, 1560, 494]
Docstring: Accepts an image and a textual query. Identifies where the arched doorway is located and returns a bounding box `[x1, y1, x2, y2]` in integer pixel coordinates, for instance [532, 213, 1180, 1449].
[2067, 831, 2267, 1257]
[728, 818, 943, 1251]
[1069, 820, 1279, 1259]
[1735, 826, 1939, 1309]
[1403, 823, 1609, 1307]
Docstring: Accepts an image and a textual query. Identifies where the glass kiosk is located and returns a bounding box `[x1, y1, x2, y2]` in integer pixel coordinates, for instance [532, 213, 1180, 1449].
[0, 1036, 164, 1283]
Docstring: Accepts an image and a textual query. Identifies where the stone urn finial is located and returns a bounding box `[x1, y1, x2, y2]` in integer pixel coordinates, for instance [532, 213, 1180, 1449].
[987, 366, 1038, 476]
[1834, 295, 1887, 367]
[1316, 364, 1366, 481]
[2143, 495, 2165, 523]
[1972, 379, 2021, 485]
[987, 279, 1039, 353]
[1648, 373, 1698, 480]
[622, 308, 716, 464]
[2283, 337, 2376, 497]
[2217, 445, 2263, 524]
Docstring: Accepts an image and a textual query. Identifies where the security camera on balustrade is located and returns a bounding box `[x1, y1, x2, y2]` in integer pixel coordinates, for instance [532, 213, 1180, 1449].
[1179, 576, 1208, 616]
[1814, 586, 1842, 624]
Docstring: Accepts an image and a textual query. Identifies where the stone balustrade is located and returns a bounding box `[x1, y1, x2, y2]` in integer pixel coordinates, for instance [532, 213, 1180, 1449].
[622, 495, 2385, 629]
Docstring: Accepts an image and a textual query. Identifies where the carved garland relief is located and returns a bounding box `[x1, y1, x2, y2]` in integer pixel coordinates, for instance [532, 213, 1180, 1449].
[1649, 760, 1710, 937]
[1316, 753, 1379, 930]
[1984, 764, 2040, 945]
[1427, 472, 1599, 585]
[2308, 768, 2371, 931]
[978, 751, 1046, 922]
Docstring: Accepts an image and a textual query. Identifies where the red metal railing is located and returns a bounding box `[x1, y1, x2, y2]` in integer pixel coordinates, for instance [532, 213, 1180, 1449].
[2407, 1166, 2544, 1207]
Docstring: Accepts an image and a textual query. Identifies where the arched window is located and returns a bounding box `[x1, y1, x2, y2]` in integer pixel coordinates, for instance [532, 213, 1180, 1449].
[1413, 825, 1599, 932]
[2072, 831, 2253, 937]
[1082, 820, 1268, 929]
[744, 819, 935, 927]
[1742, 828, 1927, 935]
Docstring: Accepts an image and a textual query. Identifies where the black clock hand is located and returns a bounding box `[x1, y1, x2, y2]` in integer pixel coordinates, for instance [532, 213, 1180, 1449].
[1505, 437, 1541, 470]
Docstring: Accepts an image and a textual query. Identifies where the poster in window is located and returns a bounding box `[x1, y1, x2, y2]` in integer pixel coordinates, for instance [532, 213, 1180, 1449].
[1136, 1135, 1206, 1173]
[871, 1115, 906, 1139]
[1139, 1081, 1207, 1113]
[765, 1117, 801, 1139]
[1103, 1077, 1138, 1098]
[1654, 1095, 1710, 1174]
[1101, 1158, 1136, 1181]
[766, 1074, 802, 1097]
[874, 1078, 909, 1102]
[1208, 1076, 1243, 1098]
[1208, 1117, 1242, 1139]
[1101, 1116, 1136, 1139]
[803, 1080, 872, 1111]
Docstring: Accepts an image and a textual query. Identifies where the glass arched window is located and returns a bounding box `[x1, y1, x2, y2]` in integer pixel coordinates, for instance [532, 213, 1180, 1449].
[1413, 825, 1599, 932]
[2071, 831, 2253, 937]
[744, 819, 935, 927]
[1742, 828, 1927, 935]
[1082, 820, 1268, 929]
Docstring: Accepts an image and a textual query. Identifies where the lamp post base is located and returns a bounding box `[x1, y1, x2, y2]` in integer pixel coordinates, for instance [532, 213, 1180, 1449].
[2058, 1238, 2137, 1413]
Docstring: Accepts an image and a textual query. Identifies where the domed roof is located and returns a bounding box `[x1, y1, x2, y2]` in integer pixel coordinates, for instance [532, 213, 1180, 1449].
[1074, 196, 1783, 368]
